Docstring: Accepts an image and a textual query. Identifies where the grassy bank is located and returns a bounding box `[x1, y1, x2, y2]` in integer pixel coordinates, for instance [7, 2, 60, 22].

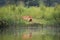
[0, 4, 60, 40]
[0, 5, 60, 25]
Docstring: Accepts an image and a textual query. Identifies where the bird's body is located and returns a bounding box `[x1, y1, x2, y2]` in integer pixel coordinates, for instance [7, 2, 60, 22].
[22, 16, 32, 22]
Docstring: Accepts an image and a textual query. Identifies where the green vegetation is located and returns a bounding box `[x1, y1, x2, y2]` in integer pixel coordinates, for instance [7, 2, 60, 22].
[0, 5, 60, 25]
[0, 4, 60, 40]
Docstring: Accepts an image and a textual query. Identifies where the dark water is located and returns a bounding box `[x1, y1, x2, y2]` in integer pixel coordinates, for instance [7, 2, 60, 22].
[0, 23, 60, 40]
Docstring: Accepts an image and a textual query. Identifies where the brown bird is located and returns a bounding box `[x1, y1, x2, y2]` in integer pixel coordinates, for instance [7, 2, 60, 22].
[22, 16, 32, 22]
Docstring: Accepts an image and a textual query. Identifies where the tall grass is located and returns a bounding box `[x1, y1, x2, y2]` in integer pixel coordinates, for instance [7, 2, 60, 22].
[0, 4, 60, 25]
[0, 4, 60, 40]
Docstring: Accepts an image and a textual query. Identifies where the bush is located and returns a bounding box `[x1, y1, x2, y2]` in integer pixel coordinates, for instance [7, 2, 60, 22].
[0, 4, 60, 26]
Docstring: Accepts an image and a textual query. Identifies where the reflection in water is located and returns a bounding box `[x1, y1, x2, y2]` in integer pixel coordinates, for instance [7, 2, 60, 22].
[0, 23, 60, 40]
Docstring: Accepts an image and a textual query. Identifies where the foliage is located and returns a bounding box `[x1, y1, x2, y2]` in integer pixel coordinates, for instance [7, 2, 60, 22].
[0, 4, 60, 40]
[0, 4, 60, 26]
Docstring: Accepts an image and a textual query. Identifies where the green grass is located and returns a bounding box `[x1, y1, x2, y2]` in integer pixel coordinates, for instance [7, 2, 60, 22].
[0, 4, 60, 40]
[0, 5, 60, 25]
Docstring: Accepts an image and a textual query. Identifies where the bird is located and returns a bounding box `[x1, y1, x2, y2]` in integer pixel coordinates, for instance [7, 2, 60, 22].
[22, 16, 32, 22]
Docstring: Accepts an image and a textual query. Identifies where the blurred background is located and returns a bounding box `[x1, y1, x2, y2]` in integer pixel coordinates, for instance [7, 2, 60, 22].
[0, 0, 60, 40]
